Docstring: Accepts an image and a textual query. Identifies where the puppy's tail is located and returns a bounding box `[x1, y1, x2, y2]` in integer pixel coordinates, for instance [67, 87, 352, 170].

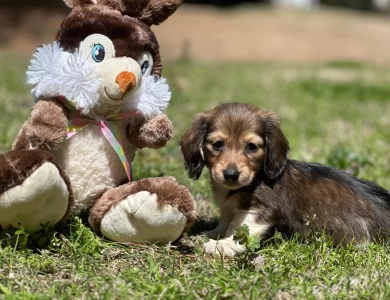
[354, 176, 390, 209]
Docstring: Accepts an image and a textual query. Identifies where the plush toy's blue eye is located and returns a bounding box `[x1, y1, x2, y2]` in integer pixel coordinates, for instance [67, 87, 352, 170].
[141, 61, 149, 75]
[92, 44, 105, 62]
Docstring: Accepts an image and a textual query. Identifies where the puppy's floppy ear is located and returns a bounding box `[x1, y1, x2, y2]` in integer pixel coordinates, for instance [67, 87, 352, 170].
[121, 0, 183, 26]
[180, 112, 209, 180]
[263, 113, 289, 179]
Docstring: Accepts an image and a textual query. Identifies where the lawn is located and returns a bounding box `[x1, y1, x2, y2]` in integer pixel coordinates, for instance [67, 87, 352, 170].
[0, 54, 390, 299]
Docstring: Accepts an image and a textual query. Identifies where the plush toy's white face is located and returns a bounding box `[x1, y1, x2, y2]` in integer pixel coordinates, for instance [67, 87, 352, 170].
[27, 35, 171, 117]
[80, 34, 153, 106]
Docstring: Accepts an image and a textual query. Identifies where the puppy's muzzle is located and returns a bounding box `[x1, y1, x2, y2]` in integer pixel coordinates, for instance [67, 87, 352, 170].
[223, 168, 240, 182]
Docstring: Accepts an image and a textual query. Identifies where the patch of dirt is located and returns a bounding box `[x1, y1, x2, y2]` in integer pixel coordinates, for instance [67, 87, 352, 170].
[1, 4, 390, 64]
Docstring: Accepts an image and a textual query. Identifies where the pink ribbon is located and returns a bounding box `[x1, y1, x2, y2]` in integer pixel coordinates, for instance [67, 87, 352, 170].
[59, 96, 141, 181]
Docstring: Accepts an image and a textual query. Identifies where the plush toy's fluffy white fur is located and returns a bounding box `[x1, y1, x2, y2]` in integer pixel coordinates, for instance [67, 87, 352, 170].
[27, 42, 171, 117]
[130, 76, 171, 118]
[27, 42, 101, 114]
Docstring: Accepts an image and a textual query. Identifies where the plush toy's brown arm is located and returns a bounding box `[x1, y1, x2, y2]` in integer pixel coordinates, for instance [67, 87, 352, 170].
[12, 98, 69, 151]
[127, 114, 173, 149]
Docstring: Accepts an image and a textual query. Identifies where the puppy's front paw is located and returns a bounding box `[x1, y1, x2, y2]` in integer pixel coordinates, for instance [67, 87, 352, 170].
[204, 239, 222, 256]
[203, 238, 246, 257]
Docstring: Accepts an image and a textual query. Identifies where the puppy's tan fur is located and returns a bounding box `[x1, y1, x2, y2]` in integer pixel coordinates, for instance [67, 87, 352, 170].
[181, 103, 390, 257]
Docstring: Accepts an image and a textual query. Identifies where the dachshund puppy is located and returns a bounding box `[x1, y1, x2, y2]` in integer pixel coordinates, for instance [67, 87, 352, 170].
[180, 103, 390, 257]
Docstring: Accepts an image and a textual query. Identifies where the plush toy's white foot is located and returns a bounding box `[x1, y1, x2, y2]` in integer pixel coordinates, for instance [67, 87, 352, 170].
[100, 191, 187, 244]
[0, 150, 72, 232]
[89, 177, 196, 244]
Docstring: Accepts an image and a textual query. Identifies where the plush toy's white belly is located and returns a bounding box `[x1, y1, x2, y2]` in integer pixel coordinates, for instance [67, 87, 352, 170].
[51, 122, 135, 214]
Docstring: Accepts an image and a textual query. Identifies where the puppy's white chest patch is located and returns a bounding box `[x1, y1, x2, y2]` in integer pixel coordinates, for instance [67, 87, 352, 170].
[51, 122, 136, 214]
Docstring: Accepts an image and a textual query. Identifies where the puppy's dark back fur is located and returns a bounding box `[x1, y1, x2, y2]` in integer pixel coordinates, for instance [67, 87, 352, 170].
[243, 159, 390, 244]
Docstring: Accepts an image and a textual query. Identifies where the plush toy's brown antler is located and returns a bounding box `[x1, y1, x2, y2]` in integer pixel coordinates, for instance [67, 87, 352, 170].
[120, 0, 183, 26]
[63, 0, 182, 26]
[63, 0, 95, 8]
[64, 0, 120, 9]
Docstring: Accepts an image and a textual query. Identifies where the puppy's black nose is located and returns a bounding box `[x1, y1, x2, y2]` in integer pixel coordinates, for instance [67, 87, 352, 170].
[223, 168, 240, 181]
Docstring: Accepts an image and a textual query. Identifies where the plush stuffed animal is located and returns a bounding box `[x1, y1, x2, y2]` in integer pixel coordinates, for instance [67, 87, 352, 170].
[0, 0, 196, 245]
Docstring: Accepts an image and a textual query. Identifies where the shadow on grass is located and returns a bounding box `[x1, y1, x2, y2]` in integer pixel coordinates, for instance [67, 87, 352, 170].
[0, 215, 105, 257]
[0, 212, 220, 256]
[188, 216, 219, 236]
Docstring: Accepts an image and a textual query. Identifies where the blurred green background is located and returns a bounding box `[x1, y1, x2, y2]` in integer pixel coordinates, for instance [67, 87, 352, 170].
[0, 1, 390, 299]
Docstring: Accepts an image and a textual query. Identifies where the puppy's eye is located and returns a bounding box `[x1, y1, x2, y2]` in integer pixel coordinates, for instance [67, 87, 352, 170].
[246, 142, 258, 152]
[212, 140, 224, 151]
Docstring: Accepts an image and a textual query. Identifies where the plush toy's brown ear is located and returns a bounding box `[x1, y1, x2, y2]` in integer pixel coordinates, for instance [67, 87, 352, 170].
[121, 0, 183, 26]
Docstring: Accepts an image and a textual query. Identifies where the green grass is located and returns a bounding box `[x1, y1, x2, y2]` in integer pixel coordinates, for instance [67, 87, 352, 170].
[0, 54, 390, 299]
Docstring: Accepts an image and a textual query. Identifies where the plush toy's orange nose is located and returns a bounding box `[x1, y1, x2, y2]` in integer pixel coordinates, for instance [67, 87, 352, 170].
[116, 71, 136, 94]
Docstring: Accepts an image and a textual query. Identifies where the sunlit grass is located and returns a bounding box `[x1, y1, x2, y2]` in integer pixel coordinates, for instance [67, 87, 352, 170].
[0, 55, 389, 299]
